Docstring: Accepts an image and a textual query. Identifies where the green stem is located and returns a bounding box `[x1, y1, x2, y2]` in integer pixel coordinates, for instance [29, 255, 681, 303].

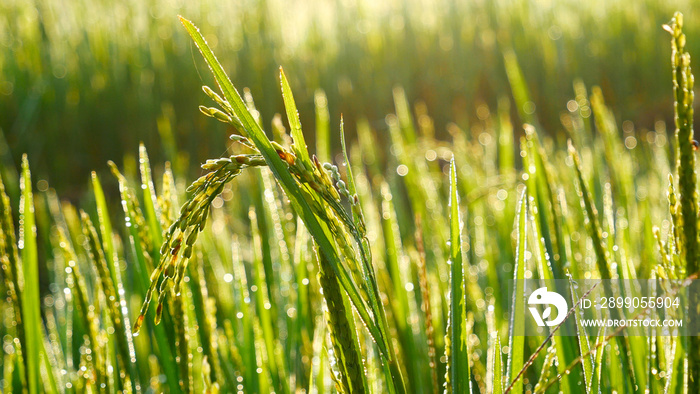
[316, 247, 367, 394]
[665, 12, 700, 390]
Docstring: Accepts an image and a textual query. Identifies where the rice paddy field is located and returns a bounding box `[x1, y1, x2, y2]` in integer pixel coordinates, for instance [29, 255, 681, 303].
[2, 0, 700, 393]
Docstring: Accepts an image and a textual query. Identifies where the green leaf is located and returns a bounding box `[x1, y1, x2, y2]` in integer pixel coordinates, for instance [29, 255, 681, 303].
[139, 143, 164, 247]
[569, 277, 593, 393]
[492, 336, 503, 394]
[445, 156, 471, 393]
[91, 172, 117, 281]
[280, 67, 312, 168]
[20, 155, 57, 394]
[592, 328, 606, 392]
[506, 188, 527, 394]
[392, 87, 417, 145]
[315, 90, 331, 162]
[503, 49, 538, 127]
[340, 117, 356, 196]
[20, 155, 40, 394]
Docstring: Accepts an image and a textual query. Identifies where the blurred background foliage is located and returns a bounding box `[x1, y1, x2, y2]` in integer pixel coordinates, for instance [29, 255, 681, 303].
[0, 0, 697, 197]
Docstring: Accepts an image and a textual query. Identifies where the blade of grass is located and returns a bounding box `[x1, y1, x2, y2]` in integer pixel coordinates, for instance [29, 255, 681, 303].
[20, 156, 59, 393]
[503, 49, 538, 127]
[280, 68, 312, 168]
[139, 144, 164, 248]
[315, 90, 331, 161]
[20, 155, 42, 394]
[505, 189, 527, 394]
[592, 327, 606, 392]
[444, 156, 471, 393]
[492, 336, 503, 394]
[568, 277, 593, 393]
[308, 315, 328, 394]
[230, 238, 259, 393]
[92, 172, 118, 285]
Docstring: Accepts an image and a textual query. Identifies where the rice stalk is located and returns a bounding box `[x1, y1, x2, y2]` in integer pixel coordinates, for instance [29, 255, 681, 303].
[132, 154, 266, 333]
[316, 245, 367, 393]
[664, 12, 700, 390]
[180, 16, 405, 392]
[171, 287, 192, 393]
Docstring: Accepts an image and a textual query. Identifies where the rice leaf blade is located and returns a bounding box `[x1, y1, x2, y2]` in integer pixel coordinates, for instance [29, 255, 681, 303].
[493, 336, 503, 394]
[445, 157, 471, 393]
[20, 155, 56, 393]
[279, 67, 312, 167]
[19, 156, 40, 393]
[569, 278, 593, 393]
[315, 90, 331, 162]
[506, 189, 527, 394]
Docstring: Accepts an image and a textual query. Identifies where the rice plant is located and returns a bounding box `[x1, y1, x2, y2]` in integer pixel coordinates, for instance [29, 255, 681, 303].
[1, 8, 700, 394]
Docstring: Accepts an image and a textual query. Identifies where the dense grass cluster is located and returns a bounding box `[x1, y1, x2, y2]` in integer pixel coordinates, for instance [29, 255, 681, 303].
[2, 8, 700, 394]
